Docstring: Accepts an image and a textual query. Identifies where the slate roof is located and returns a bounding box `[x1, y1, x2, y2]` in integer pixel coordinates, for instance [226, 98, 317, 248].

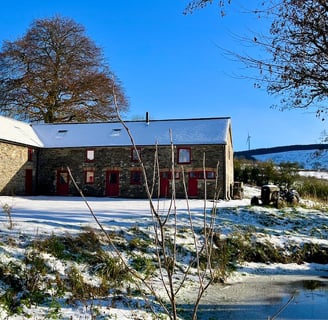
[0, 116, 43, 147]
[0, 116, 231, 148]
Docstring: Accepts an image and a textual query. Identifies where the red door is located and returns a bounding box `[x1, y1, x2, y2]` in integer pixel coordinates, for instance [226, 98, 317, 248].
[188, 172, 198, 197]
[160, 172, 170, 197]
[106, 170, 120, 197]
[57, 170, 70, 195]
[25, 169, 33, 195]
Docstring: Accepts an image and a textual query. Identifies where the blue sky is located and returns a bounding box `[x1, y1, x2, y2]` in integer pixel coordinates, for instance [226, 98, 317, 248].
[0, 0, 326, 151]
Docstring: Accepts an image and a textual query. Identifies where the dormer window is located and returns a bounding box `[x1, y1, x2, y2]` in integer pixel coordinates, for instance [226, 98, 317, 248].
[111, 128, 122, 136]
[55, 129, 68, 139]
[86, 149, 95, 162]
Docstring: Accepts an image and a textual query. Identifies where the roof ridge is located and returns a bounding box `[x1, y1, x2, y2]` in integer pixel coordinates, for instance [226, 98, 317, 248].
[30, 116, 231, 126]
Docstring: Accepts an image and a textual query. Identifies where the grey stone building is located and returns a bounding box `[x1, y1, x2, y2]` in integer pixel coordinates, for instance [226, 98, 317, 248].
[0, 116, 234, 199]
[0, 116, 42, 195]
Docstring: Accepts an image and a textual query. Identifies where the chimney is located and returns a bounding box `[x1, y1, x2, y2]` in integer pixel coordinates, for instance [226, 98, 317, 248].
[145, 112, 149, 125]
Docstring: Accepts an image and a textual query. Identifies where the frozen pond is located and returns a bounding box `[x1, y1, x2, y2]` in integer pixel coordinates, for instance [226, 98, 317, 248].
[181, 275, 328, 319]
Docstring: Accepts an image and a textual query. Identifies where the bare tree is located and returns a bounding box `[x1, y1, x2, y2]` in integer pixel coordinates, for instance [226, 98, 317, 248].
[184, 0, 232, 16]
[69, 144, 219, 319]
[0, 15, 128, 123]
[66, 84, 221, 319]
[185, 0, 328, 119]
[113, 91, 220, 319]
[262, 0, 328, 118]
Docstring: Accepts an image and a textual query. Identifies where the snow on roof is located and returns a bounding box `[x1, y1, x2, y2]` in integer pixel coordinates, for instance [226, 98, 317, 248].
[0, 115, 43, 147]
[31, 117, 231, 148]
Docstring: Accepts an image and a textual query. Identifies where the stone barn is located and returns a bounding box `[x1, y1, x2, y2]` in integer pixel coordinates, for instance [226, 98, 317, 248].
[0, 116, 42, 195]
[0, 116, 234, 199]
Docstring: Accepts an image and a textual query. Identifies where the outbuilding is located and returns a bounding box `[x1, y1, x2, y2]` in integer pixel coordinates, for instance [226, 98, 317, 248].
[0, 115, 234, 199]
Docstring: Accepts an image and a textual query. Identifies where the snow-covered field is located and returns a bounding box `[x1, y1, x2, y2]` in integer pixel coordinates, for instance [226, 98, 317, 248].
[0, 187, 328, 319]
[299, 169, 328, 180]
[254, 149, 328, 170]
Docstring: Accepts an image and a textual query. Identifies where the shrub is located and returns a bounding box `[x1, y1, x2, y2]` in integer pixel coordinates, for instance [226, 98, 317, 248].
[234, 158, 300, 186]
[33, 230, 103, 262]
[92, 253, 131, 286]
[131, 255, 156, 277]
[296, 176, 328, 202]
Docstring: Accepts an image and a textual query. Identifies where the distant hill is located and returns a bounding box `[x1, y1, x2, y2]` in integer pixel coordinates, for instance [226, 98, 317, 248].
[234, 144, 328, 170]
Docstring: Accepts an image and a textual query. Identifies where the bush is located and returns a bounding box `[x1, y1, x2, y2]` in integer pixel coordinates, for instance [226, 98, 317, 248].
[33, 229, 103, 262]
[234, 158, 300, 186]
[131, 255, 156, 277]
[93, 253, 131, 286]
[296, 176, 328, 202]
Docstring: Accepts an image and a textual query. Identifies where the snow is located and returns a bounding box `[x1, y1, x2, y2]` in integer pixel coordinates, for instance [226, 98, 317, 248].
[299, 170, 328, 180]
[0, 187, 328, 319]
[0, 115, 43, 147]
[254, 149, 328, 170]
[31, 117, 231, 147]
[0, 115, 230, 148]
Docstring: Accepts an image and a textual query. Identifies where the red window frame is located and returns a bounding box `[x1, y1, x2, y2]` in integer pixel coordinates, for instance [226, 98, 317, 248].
[161, 171, 180, 180]
[86, 149, 95, 162]
[27, 148, 34, 161]
[189, 171, 216, 179]
[189, 171, 198, 179]
[174, 172, 180, 179]
[177, 147, 191, 164]
[130, 170, 142, 185]
[85, 170, 95, 184]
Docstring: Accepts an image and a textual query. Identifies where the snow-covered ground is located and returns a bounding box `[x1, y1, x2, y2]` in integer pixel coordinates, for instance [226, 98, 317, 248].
[299, 169, 328, 180]
[0, 188, 327, 319]
[254, 149, 328, 170]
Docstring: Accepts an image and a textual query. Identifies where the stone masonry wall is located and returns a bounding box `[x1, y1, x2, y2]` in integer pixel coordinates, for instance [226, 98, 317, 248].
[37, 144, 228, 199]
[0, 141, 36, 195]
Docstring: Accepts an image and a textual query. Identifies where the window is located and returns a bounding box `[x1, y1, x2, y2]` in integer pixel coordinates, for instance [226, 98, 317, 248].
[130, 170, 142, 185]
[177, 147, 191, 164]
[174, 172, 180, 179]
[85, 170, 95, 184]
[199, 172, 204, 179]
[161, 172, 170, 179]
[27, 148, 34, 161]
[189, 171, 197, 179]
[189, 171, 215, 179]
[55, 129, 68, 139]
[110, 128, 122, 136]
[86, 149, 95, 162]
[206, 171, 216, 179]
[161, 171, 180, 180]
[131, 147, 141, 162]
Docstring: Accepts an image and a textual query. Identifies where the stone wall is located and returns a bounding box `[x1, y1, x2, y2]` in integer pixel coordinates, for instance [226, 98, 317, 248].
[0, 141, 36, 195]
[37, 144, 228, 199]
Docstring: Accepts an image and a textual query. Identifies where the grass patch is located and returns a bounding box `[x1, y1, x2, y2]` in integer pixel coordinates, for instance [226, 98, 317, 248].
[131, 255, 156, 278]
[33, 229, 103, 262]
